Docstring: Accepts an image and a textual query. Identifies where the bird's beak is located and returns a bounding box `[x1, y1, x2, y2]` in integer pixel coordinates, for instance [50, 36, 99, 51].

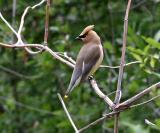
[75, 36, 81, 40]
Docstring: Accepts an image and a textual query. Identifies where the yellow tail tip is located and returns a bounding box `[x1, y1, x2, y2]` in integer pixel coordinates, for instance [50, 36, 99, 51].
[64, 95, 68, 99]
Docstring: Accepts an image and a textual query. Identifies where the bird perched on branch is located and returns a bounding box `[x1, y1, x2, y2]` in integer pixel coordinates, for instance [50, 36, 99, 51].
[65, 25, 103, 98]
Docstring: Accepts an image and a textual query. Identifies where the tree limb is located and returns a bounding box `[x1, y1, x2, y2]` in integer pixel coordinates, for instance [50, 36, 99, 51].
[114, 0, 132, 105]
[116, 81, 160, 109]
[89, 77, 114, 109]
[113, 1, 132, 133]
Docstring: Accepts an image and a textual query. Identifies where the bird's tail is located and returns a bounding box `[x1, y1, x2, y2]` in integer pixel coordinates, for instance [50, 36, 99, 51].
[64, 84, 73, 99]
[64, 77, 81, 98]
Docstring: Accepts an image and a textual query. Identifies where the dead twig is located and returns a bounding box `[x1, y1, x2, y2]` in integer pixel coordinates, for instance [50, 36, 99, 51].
[131, 94, 160, 108]
[78, 82, 160, 132]
[44, 0, 50, 45]
[117, 82, 160, 109]
[57, 93, 79, 133]
[89, 77, 114, 109]
[0, 65, 40, 79]
[114, 0, 132, 105]
[100, 61, 141, 69]
[113, 0, 132, 133]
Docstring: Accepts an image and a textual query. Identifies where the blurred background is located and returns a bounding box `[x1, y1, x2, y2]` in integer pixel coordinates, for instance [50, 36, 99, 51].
[0, 0, 160, 132]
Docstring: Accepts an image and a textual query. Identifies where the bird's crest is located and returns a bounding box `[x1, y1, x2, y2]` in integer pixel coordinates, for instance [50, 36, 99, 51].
[80, 25, 94, 36]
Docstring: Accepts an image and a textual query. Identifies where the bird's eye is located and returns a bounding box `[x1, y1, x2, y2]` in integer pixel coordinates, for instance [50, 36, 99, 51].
[79, 33, 88, 38]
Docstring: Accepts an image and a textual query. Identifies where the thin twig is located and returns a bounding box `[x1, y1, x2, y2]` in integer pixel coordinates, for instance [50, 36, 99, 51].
[44, 0, 50, 45]
[32, 0, 46, 9]
[116, 82, 160, 109]
[114, 113, 119, 133]
[78, 111, 122, 132]
[114, 0, 132, 104]
[54, 51, 141, 69]
[0, 12, 18, 36]
[79, 87, 160, 132]
[0, 65, 40, 79]
[17, 0, 46, 54]
[100, 61, 141, 69]
[0, 42, 140, 68]
[64, 52, 76, 64]
[0, 42, 75, 68]
[58, 52, 141, 69]
[0, 96, 54, 115]
[113, 1, 132, 133]
[57, 93, 79, 133]
[89, 78, 114, 108]
[0, 0, 46, 55]
[131, 94, 160, 108]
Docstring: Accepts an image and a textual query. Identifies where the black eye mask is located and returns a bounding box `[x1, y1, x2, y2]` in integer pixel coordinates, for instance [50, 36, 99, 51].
[79, 33, 88, 38]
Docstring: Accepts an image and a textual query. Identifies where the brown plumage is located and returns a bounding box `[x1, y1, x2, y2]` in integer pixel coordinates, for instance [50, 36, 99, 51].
[65, 25, 103, 98]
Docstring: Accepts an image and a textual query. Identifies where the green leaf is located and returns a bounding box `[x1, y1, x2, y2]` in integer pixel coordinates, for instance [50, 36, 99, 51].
[144, 69, 160, 78]
[130, 53, 143, 62]
[150, 58, 156, 68]
[128, 46, 146, 55]
[142, 36, 160, 49]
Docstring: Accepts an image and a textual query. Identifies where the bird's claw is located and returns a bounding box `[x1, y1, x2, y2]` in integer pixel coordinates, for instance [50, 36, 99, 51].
[88, 75, 94, 81]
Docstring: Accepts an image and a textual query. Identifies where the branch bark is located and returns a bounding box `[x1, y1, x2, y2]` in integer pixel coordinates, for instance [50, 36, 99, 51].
[89, 77, 114, 109]
[44, 0, 50, 45]
[113, 1, 132, 133]
[114, 0, 132, 105]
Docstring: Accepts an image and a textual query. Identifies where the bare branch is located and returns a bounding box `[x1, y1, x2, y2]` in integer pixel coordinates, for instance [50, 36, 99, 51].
[0, 65, 40, 79]
[1, 0, 46, 56]
[44, 0, 50, 45]
[78, 111, 121, 132]
[57, 52, 140, 69]
[17, 0, 46, 53]
[57, 93, 79, 133]
[32, 0, 46, 9]
[117, 82, 160, 109]
[144, 119, 157, 127]
[114, 113, 119, 133]
[78, 82, 160, 132]
[45, 46, 74, 68]
[131, 94, 160, 108]
[100, 61, 141, 69]
[64, 52, 76, 64]
[18, 7, 30, 36]
[0, 43, 75, 68]
[0, 96, 54, 115]
[57, 52, 141, 69]
[24, 48, 43, 55]
[113, 1, 132, 133]
[114, 0, 132, 105]
[0, 12, 18, 37]
[89, 78, 114, 108]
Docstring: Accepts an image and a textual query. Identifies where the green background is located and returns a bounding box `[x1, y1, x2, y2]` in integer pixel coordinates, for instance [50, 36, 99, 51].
[0, 0, 160, 132]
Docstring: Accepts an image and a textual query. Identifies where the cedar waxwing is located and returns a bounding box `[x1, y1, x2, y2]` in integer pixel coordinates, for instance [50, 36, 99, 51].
[65, 25, 103, 98]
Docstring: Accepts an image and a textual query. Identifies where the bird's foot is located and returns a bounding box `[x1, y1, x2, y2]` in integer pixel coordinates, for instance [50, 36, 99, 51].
[88, 75, 94, 81]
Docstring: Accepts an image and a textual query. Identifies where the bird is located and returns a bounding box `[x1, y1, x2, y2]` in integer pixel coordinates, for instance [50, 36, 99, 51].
[64, 25, 103, 98]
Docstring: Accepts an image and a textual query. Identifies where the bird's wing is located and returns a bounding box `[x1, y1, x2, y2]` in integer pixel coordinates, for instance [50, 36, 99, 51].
[81, 44, 101, 81]
[66, 44, 101, 95]
[65, 52, 84, 95]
